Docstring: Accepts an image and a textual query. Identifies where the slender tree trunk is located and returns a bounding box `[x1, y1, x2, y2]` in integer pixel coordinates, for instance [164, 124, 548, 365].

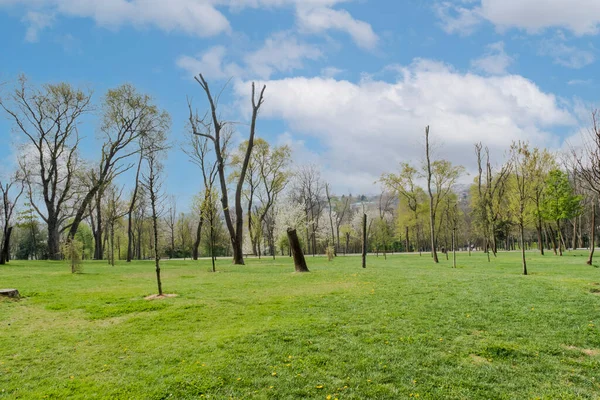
[362, 213, 367, 268]
[405, 226, 409, 253]
[520, 222, 527, 275]
[556, 220, 563, 256]
[151, 203, 162, 296]
[588, 201, 596, 265]
[536, 221, 544, 255]
[192, 218, 203, 261]
[287, 229, 309, 272]
[452, 227, 456, 268]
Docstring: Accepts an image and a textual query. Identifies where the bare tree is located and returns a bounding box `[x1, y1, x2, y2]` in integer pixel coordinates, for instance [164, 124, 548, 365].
[104, 184, 127, 266]
[189, 74, 266, 265]
[0, 174, 24, 264]
[184, 112, 222, 261]
[165, 196, 177, 259]
[0, 77, 92, 259]
[572, 110, 600, 265]
[142, 141, 167, 295]
[425, 126, 439, 263]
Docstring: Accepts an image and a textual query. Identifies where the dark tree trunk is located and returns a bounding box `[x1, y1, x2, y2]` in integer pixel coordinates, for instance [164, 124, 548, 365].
[192, 218, 203, 261]
[588, 201, 596, 265]
[0, 226, 13, 264]
[47, 219, 61, 261]
[536, 222, 544, 255]
[287, 229, 309, 272]
[520, 223, 527, 275]
[362, 213, 367, 269]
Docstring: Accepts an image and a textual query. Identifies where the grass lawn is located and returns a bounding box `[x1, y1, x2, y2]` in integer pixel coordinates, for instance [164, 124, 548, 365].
[1, 250, 600, 399]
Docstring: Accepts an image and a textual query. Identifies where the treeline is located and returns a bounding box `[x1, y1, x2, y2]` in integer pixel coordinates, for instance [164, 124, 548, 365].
[1, 75, 599, 275]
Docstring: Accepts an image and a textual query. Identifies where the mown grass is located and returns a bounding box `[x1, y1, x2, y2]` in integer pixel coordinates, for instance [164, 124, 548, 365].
[1, 250, 600, 399]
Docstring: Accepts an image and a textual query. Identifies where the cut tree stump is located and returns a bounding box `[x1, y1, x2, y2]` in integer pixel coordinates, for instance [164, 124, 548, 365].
[0, 289, 19, 298]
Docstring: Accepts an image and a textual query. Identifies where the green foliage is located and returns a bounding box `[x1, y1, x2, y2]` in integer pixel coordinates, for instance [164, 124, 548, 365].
[61, 239, 84, 273]
[541, 169, 583, 222]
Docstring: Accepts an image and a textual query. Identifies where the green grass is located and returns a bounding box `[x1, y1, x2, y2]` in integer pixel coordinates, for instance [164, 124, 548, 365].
[1, 251, 600, 399]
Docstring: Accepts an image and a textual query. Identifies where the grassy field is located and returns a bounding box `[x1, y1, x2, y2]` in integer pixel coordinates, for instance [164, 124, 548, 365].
[1, 251, 600, 399]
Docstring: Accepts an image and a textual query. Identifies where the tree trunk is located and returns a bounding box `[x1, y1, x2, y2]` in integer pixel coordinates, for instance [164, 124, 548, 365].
[452, 227, 456, 268]
[588, 201, 596, 265]
[47, 219, 61, 261]
[520, 223, 527, 275]
[287, 229, 309, 272]
[192, 218, 203, 261]
[556, 220, 563, 256]
[362, 213, 367, 269]
[0, 226, 13, 264]
[536, 222, 544, 255]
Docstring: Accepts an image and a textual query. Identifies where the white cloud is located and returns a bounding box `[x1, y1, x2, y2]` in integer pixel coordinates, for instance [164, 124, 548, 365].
[296, 5, 378, 49]
[435, 2, 483, 35]
[539, 39, 595, 69]
[233, 59, 576, 193]
[1, 0, 377, 49]
[244, 32, 322, 79]
[176, 46, 243, 80]
[1, 0, 231, 39]
[568, 79, 593, 85]
[321, 66, 344, 78]
[177, 32, 321, 80]
[438, 0, 600, 36]
[22, 11, 54, 42]
[471, 41, 514, 75]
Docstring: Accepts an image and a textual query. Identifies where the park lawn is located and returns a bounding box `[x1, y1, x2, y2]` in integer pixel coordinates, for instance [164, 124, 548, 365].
[1, 251, 600, 399]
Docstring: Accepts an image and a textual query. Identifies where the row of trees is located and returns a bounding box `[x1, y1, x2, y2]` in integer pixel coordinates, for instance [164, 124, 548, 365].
[1, 74, 599, 278]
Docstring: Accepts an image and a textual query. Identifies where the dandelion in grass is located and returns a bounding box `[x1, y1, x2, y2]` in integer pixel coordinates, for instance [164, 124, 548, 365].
[316, 385, 324, 389]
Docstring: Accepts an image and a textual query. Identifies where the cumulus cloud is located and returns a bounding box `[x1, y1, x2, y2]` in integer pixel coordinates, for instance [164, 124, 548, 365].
[1, 0, 377, 49]
[437, 0, 600, 36]
[471, 41, 514, 75]
[232, 59, 576, 193]
[177, 32, 321, 80]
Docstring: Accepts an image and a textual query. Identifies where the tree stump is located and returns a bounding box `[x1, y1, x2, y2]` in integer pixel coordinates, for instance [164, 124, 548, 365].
[0, 289, 19, 298]
[287, 229, 309, 272]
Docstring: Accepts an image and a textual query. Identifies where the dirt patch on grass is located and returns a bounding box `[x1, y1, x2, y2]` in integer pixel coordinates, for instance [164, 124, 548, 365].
[589, 288, 600, 294]
[562, 345, 600, 356]
[144, 294, 178, 300]
[469, 354, 490, 365]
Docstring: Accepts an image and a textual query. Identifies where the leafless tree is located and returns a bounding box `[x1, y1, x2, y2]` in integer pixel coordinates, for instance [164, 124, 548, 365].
[189, 74, 266, 265]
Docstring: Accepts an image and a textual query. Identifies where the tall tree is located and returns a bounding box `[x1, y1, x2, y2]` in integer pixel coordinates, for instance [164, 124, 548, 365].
[190, 74, 266, 265]
[0, 175, 24, 264]
[1, 77, 92, 259]
[508, 141, 534, 275]
[185, 104, 225, 261]
[67, 84, 170, 246]
[142, 136, 167, 296]
[541, 169, 583, 256]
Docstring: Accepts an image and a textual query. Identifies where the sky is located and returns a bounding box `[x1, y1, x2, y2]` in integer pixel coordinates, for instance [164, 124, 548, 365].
[0, 0, 599, 209]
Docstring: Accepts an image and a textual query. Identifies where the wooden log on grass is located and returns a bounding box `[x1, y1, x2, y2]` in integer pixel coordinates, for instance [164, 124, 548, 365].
[0, 289, 19, 298]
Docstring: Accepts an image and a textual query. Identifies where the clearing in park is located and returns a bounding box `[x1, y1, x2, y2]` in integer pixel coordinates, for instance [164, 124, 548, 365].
[1, 251, 600, 399]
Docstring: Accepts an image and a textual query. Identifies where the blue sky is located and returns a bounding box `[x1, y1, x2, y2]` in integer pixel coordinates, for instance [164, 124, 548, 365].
[0, 0, 599, 208]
